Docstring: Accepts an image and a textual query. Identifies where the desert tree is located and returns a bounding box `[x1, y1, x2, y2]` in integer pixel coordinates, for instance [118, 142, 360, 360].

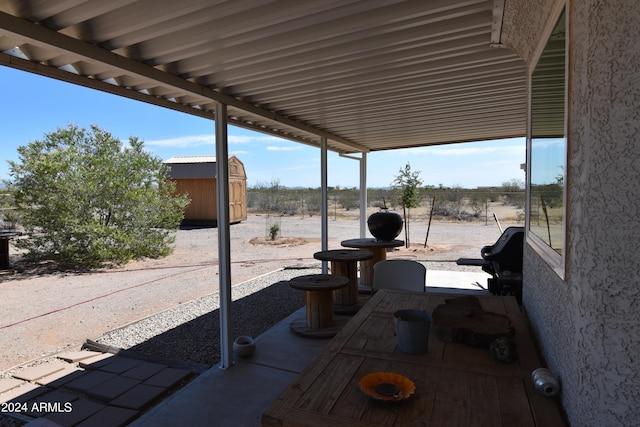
[0, 187, 20, 230]
[251, 178, 282, 214]
[337, 188, 360, 211]
[8, 124, 189, 268]
[392, 162, 423, 247]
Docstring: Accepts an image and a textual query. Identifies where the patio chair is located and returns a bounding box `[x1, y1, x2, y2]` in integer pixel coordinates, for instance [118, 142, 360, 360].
[372, 260, 426, 293]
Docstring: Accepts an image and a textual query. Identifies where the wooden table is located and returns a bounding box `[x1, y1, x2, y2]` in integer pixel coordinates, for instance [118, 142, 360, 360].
[289, 274, 349, 338]
[263, 290, 567, 427]
[340, 238, 404, 288]
[313, 249, 373, 314]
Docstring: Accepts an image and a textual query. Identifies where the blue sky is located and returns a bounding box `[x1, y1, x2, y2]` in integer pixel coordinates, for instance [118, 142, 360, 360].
[0, 66, 526, 189]
[531, 138, 566, 185]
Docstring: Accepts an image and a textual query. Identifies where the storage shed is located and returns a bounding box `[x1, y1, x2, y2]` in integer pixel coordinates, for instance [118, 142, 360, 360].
[164, 155, 247, 225]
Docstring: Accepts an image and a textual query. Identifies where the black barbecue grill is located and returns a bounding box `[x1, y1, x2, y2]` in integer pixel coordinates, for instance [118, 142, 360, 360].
[456, 226, 524, 303]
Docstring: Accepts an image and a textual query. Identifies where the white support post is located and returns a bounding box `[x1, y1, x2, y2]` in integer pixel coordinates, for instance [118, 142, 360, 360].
[215, 102, 233, 369]
[360, 152, 367, 238]
[321, 137, 328, 274]
[339, 152, 368, 238]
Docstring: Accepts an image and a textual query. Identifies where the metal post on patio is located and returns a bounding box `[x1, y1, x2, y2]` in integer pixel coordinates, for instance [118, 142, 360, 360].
[215, 101, 233, 369]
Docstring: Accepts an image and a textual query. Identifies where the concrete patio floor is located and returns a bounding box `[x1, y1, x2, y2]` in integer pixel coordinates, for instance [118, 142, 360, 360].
[130, 270, 491, 427]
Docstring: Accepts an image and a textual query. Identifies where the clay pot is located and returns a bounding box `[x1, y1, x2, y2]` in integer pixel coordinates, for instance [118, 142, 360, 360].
[233, 336, 256, 357]
[367, 211, 403, 241]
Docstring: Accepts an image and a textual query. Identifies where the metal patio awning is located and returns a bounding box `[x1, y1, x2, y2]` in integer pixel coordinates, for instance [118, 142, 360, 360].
[0, 0, 526, 155]
[0, 0, 528, 369]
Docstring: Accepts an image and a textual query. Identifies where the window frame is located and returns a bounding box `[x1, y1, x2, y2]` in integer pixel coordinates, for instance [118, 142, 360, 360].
[526, 4, 568, 280]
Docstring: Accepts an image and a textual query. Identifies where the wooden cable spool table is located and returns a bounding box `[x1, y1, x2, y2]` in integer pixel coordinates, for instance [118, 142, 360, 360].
[289, 274, 349, 338]
[340, 238, 404, 289]
[313, 249, 374, 314]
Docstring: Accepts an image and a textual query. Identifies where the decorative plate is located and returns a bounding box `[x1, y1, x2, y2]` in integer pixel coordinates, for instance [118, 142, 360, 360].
[358, 372, 415, 402]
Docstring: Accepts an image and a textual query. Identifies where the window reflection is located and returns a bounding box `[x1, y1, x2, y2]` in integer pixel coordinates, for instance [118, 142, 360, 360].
[529, 10, 566, 255]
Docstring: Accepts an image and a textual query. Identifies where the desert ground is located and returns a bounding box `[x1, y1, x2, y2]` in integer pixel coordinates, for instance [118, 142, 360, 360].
[0, 202, 522, 372]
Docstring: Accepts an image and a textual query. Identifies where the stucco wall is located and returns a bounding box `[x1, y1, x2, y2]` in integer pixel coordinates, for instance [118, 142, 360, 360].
[567, 1, 640, 424]
[503, 0, 640, 425]
[502, 0, 556, 66]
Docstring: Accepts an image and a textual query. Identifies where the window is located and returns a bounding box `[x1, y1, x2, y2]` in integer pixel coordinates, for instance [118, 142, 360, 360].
[527, 8, 566, 277]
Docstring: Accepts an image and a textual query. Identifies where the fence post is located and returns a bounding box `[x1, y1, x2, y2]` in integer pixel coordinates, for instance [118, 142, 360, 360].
[485, 193, 488, 226]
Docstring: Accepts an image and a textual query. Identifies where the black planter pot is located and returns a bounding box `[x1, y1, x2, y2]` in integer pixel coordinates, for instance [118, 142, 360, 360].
[367, 211, 403, 241]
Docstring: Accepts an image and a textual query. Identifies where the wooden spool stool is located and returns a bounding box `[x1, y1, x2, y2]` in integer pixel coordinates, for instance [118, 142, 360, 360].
[289, 274, 349, 338]
[340, 238, 404, 289]
[313, 249, 373, 314]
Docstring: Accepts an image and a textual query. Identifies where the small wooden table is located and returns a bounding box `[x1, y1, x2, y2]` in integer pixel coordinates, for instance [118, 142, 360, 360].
[340, 238, 404, 288]
[289, 274, 349, 338]
[263, 290, 567, 427]
[313, 249, 373, 314]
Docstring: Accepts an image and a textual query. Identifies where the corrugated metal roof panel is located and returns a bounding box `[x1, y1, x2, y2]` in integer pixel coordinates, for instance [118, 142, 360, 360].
[0, 0, 526, 154]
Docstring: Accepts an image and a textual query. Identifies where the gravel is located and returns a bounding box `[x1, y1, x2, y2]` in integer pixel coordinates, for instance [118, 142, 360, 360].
[93, 267, 316, 367]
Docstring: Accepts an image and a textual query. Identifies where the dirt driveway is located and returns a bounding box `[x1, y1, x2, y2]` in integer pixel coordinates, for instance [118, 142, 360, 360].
[0, 213, 517, 371]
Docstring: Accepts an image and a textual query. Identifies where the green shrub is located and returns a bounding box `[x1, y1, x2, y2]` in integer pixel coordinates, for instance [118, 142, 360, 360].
[8, 124, 189, 268]
[269, 224, 280, 241]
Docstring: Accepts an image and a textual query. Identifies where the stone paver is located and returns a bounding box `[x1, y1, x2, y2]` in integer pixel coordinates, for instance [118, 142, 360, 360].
[27, 389, 78, 417]
[56, 351, 104, 363]
[43, 398, 105, 426]
[75, 406, 139, 427]
[109, 384, 167, 410]
[65, 371, 117, 393]
[76, 352, 114, 368]
[13, 363, 66, 382]
[86, 355, 144, 374]
[0, 377, 24, 393]
[36, 367, 84, 387]
[143, 367, 193, 389]
[86, 375, 140, 402]
[22, 418, 64, 426]
[0, 382, 47, 404]
[121, 361, 167, 381]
